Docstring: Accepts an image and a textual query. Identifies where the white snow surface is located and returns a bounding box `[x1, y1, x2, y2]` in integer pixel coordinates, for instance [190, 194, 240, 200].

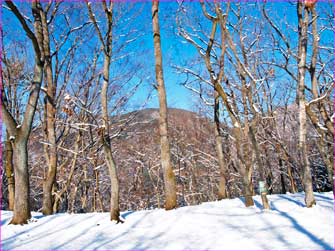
[1, 192, 334, 250]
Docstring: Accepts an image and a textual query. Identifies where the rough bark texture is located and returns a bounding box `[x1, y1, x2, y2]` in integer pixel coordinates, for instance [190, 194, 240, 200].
[101, 131, 121, 222]
[242, 168, 254, 207]
[287, 164, 298, 193]
[248, 125, 270, 209]
[152, 0, 177, 210]
[4, 139, 15, 211]
[233, 127, 255, 207]
[41, 6, 57, 216]
[214, 93, 228, 200]
[10, 140, 32, 224]
[297, 2, 315, 207]
[102, 3, 122, 223]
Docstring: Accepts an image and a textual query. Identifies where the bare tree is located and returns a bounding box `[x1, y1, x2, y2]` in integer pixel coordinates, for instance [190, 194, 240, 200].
[40, 2, 59, 216]
[176, 1, 258, 207]
[214, 94, 228, 200]
[263, 0, 333, 199]
[297, 1, 316, 207]
[40, 2, 91, 215]
[86, 0, 123, 222]
[2, 0, 45, 224]
[305, 2, 334, 191]
[152, 0, 177, 210]
[1, 35, 26, 211]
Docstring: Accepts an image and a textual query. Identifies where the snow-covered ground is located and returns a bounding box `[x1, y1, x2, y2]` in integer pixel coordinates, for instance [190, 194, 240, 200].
[1, 192, 334, 250]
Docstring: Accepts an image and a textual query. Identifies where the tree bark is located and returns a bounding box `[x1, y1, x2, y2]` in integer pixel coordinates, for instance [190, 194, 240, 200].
[10, 139, 32, 224]
[214, 93, 228, 200]
[101, 26, 122, 223]
[41, 6, 57, 216]
[287, 164, 298, 193]
[248, 125, 270, 209]
[297, 2, 315, 207]
[152, 0, 177, 210]
[4, 139, 15, 210]
[241, 166, 254, 207]
[233, 127, 254, 207]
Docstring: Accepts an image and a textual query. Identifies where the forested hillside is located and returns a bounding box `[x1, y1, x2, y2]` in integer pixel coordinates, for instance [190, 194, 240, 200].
[2, 107, 332, 213]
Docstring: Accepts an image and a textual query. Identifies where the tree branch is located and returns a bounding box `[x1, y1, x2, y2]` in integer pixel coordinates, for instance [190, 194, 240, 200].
[5, 0, 41, 61]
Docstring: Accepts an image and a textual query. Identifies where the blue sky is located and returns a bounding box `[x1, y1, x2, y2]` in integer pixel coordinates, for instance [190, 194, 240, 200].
[1, 1, 334, 115]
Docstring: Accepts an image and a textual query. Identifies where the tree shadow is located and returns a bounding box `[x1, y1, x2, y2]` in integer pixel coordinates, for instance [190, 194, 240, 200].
[277, 194, 305, 207]
[78, 210, 164, 250]
[238, 194, 333, 250]
[32, 215, 46, 220]
[271, 204, 333, 250]
[314, 193, 334, 202]
[2, 214, 97, 250]
[1, 194, 333, 250]
[121, 210, 134, 219]
[1, 214, 59, 249]
[1, 219, 9, 226]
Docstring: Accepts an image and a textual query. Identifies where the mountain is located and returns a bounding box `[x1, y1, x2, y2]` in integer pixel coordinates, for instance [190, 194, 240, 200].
[11, 108, 219, 213]
[2, 107, 331, 214]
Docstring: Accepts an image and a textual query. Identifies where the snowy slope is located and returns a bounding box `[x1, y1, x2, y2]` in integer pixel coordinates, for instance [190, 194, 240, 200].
[1, 192, 334, 250]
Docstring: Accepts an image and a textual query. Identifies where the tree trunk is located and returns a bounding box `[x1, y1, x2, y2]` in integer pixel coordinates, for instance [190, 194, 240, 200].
[41, 7, 57, 216]
[214, 92, 228, 200]
[232, 126, 254, 207]
[102, 137, 121, 221]
[94, 168, 104, 212]
[241, 129, 255, 207]
[263, 147, 274, 195]
[242, 168, 254, 207]
[297, 2, 315, 207]
[101, 51, 122, 221]
[287, 164, 298, 193]
[152, 0, 177, 210]
[279, 158, 287, 194]
[86, 0, 122, 222]
[4, 139, 15, 211]
[101, 53, 122, 223]
[10, 140, 31, 224]
[248, 125, 270, 209]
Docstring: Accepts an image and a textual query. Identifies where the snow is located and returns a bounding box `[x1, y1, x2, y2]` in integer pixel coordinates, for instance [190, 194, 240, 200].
[64, 93, 71, 102]
[233, 121, 240, 128]
[253, 103, 260, 113]
[317, 122, 328, 132]
[1, 192, 334, 250]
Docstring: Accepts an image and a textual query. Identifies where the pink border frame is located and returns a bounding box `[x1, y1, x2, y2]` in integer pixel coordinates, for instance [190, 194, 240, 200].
[0, 1, 334, 251]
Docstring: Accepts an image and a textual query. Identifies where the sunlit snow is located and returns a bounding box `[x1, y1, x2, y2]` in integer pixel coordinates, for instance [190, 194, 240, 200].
[1, 192, 333, 250]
